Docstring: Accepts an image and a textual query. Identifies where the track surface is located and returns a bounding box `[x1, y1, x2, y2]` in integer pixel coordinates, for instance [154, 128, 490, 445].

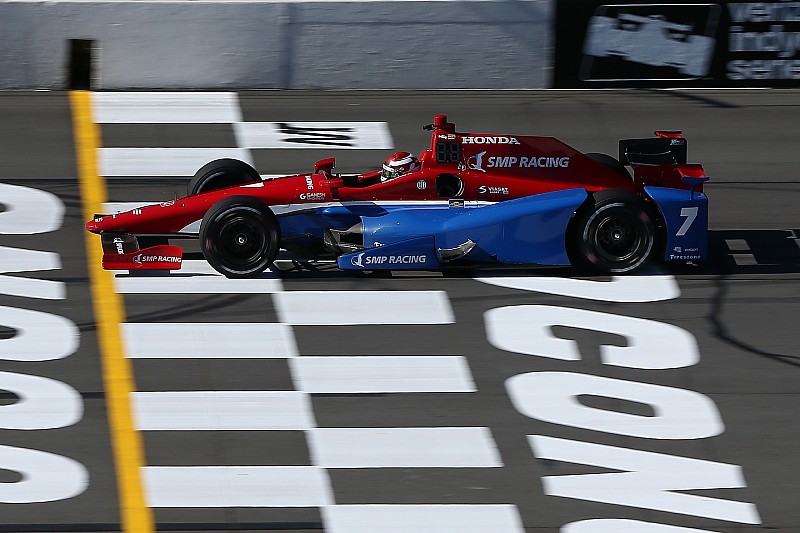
[0, 90, 798, 532]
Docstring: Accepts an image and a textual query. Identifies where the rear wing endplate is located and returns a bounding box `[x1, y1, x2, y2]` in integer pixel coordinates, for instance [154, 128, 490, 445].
[620, 131, 687, 166]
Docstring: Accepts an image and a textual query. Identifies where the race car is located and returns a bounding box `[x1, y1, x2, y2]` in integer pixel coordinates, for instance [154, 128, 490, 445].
[86, 114, 709, 277]
[583, 14, 714, 77]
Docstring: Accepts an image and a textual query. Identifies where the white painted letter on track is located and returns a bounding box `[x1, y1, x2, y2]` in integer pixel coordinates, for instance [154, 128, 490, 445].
[0, 246, 64, 300]
[0, 371, 82, 429]
[507, 372, 723, 439]
[0, 306, 79, 361]
[563, 518, 720, 532]
[0, 445, 88, 503]
[0, 184, 64, 234]
[485, 305, 698, 369]
[529, 435, 761, 524]
[476, 275, 680, 302]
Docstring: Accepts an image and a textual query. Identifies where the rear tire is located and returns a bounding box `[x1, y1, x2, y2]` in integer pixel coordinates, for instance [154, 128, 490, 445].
[199, 197, 280, 278]
[572, 189, 654, 274]
[188, 158, 261, 195]
[586, 152, 632, 180]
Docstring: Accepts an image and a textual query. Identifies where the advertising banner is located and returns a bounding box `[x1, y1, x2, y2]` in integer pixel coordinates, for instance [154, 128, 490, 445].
[554, 1, 800, 87]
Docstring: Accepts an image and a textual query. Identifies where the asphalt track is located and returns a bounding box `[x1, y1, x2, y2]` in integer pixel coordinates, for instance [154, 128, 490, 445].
[0, 90, 799, 533]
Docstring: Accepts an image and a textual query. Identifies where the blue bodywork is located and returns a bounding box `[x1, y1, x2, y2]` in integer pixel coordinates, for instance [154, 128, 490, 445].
[644, 184, 709, 262]
[276, 185, 708, 271]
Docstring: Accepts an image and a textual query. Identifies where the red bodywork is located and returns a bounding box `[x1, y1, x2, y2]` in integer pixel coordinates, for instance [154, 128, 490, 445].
[86, 114, 705, 269]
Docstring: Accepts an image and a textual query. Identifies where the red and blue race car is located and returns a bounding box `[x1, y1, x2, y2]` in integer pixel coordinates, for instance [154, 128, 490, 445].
[86, 114, 709, 277]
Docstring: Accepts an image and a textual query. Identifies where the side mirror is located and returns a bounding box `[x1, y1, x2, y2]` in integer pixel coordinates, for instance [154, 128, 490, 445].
[314, 157, 336, 174]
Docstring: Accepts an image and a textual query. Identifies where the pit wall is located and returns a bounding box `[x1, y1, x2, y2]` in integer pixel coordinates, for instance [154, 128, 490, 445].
[4, 0, 798, 90]
[0, 0, 553, 89]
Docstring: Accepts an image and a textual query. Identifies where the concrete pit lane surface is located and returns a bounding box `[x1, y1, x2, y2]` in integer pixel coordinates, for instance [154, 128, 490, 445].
[0, 89, 798, 532]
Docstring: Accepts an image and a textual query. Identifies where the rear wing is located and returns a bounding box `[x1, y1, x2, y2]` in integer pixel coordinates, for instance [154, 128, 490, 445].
[619, 131, 687, 166]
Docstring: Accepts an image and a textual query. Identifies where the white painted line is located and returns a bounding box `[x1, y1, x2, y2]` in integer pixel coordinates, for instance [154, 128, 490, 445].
[308, 427, 501, 468]
[113, 260, 284, 294]
[234, 121, 394, 149]
[274, 291, 454, 325]
[123, 323, 297, 358]
[725, 238, 757, 265]
[322, 504, 525, 533]
[98, 148, 252, 176]
[92, 92, 242, 123]
[290, 356, 475, 393]
[143, 466, 332, 507]
[132, 391, 315, 430]
[475, 273, 680, 302]
[724, 239, 750, 252]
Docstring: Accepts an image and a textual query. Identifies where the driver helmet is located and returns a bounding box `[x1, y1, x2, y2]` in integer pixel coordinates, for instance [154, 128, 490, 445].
[381, 152, 418, 182]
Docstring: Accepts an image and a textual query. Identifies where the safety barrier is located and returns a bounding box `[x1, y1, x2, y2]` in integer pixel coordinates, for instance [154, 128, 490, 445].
[0, 0, 553, 89]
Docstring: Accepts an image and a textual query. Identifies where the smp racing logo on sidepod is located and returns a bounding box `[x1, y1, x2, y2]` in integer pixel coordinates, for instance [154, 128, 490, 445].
[580, 4, 720, 81]
[351, 252, 428, 268]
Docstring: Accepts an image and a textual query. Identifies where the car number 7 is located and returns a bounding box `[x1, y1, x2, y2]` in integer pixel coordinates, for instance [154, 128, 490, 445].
[677, 206, 699, 236]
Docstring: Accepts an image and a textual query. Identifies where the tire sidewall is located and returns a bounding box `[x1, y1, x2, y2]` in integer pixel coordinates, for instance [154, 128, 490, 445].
[189, 159, 260, 196]
[575, 191, 655, 273]
[200, 197, 280, 278]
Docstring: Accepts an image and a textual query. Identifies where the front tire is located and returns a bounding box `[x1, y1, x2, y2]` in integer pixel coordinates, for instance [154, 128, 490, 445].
[188, 158, 261, 196]
[572, 190, 655, 274]
[199, 197, 280, 278]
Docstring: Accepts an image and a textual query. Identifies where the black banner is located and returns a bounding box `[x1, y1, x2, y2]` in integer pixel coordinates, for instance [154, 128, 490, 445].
[553, 0, 800, 87]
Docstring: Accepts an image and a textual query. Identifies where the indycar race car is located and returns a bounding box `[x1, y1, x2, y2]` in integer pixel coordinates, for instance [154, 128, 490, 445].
[86, 114, 709, 277]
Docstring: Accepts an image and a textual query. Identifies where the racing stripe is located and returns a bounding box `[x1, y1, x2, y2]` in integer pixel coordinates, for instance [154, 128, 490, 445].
[70, 90, 155, 533]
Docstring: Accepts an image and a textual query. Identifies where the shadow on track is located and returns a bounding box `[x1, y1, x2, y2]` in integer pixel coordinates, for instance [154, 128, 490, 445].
[670, 229, 800, 276]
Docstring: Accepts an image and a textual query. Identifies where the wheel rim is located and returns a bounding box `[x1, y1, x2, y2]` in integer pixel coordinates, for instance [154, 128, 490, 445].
[593, 212, 643, 262]
[213, 213, 268, 270]
[583, 203, 652, 272]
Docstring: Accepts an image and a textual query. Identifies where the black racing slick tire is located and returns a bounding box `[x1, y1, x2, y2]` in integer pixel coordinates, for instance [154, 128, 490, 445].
[586, 152, 632, 180]
[188, 158, 261, 196]
[199, 196, 280, 278]
[572, 189, 655, 274]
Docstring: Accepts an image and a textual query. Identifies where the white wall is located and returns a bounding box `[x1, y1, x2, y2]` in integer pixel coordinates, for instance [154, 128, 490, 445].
[0, 0, 553, 89]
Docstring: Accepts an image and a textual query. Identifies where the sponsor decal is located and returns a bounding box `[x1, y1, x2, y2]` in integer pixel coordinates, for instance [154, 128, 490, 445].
[468, 153, 570, 171]
[305, 175, 314, 190]
[673, 246, 700, 253]
[160, 199, 175, 207]
[669, 254, 702, 260]
[113, 237, 125, 255]
[467, 151, 487, 172]
[300, 192, 326, 201]
[438, 133, 456, 140]
[555, 1, 800, 88]
[486, 156, 571, 169]
[449, 199, 465, 208]
[132, 208, 142, 216]
[350, 252, 428, 267]
[133, 254, 182, 264]
[583, 10, 716, 78]
[462, 136, 521, 145]
[351, 253, 365, 268]
[478, 185, 510, 195]
[416, 180, 428, 190]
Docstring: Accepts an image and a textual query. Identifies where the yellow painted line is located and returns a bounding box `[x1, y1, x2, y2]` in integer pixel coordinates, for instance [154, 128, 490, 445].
[71, 91, 154, 533]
